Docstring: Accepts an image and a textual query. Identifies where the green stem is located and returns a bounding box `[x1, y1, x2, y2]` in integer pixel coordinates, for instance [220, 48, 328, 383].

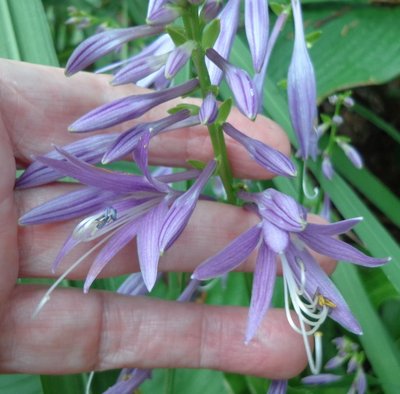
[182, 6, 236, 203]
[326, 100, 342, 155]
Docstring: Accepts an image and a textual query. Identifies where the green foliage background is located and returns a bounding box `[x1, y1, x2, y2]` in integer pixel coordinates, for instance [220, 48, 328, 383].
[0, 0, 399, 393]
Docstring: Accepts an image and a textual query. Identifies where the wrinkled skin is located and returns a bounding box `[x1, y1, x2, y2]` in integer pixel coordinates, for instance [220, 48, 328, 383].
[0, 59, 333, 378]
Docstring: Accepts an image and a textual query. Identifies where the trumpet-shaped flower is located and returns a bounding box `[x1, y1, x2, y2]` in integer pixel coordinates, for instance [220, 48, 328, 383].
[192, 188, 389, 374]
[287, 0, 317, 159]
[206, 49, 258, 119]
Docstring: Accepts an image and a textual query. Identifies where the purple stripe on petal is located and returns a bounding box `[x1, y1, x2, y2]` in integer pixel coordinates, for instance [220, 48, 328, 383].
[206, 49, 258, 119]
[302, 373, 342, 385]
[165, 41, 195, 79]
[65, 25, 163, 76]
[52, 235, 80, 273]
[245, 243, 277, 343]
[199, 93, 218, 125]
[19, 187, 116, 225]
[192, 224, 262, 280]
[158, 160, 216, 253]
[84, 216, 145, 292]
[36, 148, 157, 194]
[287, 0, 317, 159]
[245, 0, 269, 73]
[178, 279, 201, 302]
[267, 379, 288, 394]
[201, 0, 223, 22]
[322, 156, 334, 180]
[16, 134, 117, 189]
[103, 368, 152, 394]
[223, 123, 296, 177]
[205, 0, 240, 85]
[137, 200, 169, 291]
[305, 218, 362, 237]
[68, 79, 198, 132]
[298, 231, 389, 267]
[325, 354, 348, 370]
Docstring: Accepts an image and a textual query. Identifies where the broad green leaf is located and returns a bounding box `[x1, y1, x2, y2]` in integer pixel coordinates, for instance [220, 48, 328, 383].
[334, 264, 400, 394]
[41, 375, 87, 394]
[202, 18, 220, 50]
[0, 1, 21, 59]
[6, 0, 58, 65]
[267, 6, 400, 99]
[0, 374, 41, 394]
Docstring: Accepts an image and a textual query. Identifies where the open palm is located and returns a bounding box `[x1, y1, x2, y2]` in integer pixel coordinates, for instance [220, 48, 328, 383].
[0, 59, 332, 378]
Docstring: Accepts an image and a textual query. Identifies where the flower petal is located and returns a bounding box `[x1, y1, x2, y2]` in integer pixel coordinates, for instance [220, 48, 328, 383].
[223, 123, 296, 177]
[298, 231, 389, 267]
[68, 79, 198, 132]
[246, 242, 277, 343]
[305, 217, 362, 237]
[16, 134, 117, 189]
[192, 224, 262, 280]
[65, 25, 163, 75]
[137, 199, 169, 291]
[158, 160, 216, 253]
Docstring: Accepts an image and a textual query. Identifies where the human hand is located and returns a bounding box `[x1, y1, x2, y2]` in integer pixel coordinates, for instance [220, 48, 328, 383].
[0, 59, 333, 378]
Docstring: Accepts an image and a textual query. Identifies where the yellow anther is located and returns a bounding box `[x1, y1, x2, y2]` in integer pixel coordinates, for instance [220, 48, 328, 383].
[317, 294, 336, 309]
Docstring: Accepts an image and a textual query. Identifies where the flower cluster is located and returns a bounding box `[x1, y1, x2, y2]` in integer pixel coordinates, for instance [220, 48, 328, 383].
[17, 1, 390, 393]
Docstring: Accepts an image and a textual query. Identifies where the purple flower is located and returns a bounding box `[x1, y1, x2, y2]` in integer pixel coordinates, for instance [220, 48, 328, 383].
[287, 0, 317, 159]
[65, 25, 164, 76]
[245, 0, 269, 73]
[302, 373, 342, 385]
[200, 0, 223, 21]
[101, 109, 192, 164]
[68, 79, 198, 132]
[338, 141, 363, 169]
[322, 155, 334, 180]
[207, 49, 258, 119]
[164, 41, 195, 79]
[146, 0, 180, 25]
[111, 53, 168, 85]
[205, 0, 240, 85]
[267, 379, 288, 394]
[222, 123, 296, 177]
[199, 93, 218, 125]
[20, 148, 208, 313]
[15, 134, 117, 189]
[192, 188, 389, 373]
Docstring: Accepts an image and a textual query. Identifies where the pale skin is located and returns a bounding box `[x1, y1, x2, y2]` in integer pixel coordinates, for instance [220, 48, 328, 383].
[0, 59, 333, 379]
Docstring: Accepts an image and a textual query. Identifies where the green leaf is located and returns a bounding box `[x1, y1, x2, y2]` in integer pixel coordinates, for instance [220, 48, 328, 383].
[215, 99, 233, 125]
[5, 0, 58, 65]
[166, 25, 188, 46]
[41, 374, 87, 394]
[168, 103, 200, 115]
[0, 1, 21, 59]
[0, 374, 41, 394]
[201, 18, 220, 50]
[267, 6, 400, 100]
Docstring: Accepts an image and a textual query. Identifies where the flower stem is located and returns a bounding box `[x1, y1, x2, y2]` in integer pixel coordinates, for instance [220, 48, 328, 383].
[182, 5, 236, 203]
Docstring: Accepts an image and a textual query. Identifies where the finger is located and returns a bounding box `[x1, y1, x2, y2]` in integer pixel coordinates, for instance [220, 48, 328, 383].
[16, 185, 334, 279]
[1, 59, 290, 179]
[0, 285, 307, 378]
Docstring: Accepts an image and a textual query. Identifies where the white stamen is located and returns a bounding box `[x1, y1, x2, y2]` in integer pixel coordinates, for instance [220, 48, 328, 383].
[85, 371, 95, 394]
[280, 253, 331, 374]
[32, 230, 117, 318]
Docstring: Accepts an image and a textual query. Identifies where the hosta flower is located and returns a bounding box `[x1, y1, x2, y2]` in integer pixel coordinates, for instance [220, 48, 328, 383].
[192, 188, 389, 373]
[222, 123, 296, 177]
[287, 0, 317, 159]
[20, 147, 214, 313]
[199, 93, 218, 125]
[206, 48, 258, 119]
[65, 25, 164, 76]
[68, 78, 198, 132]
[267, 379, 288, 394]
